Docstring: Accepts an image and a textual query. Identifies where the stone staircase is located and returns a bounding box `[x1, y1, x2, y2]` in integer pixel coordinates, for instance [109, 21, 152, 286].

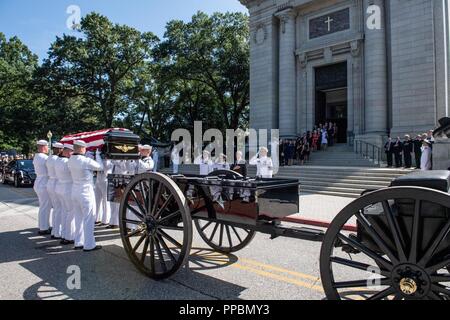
[275, 166, 412, 198]
[304, 143, 379, 167]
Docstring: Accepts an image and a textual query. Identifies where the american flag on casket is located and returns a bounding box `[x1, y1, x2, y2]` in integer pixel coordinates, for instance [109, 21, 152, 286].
[60, 128, 131, 151]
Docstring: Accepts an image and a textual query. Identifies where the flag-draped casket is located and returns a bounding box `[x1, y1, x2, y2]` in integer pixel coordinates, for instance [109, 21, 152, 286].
[60, 128, 141, 160]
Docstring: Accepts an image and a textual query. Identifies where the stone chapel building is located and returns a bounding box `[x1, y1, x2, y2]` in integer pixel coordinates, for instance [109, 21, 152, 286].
[239, 0, 450, 147]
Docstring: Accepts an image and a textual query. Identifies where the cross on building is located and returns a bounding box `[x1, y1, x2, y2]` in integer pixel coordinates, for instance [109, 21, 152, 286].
[325, 16, 334, 32]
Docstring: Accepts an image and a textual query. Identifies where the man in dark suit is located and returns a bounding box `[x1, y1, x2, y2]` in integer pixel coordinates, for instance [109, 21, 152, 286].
[402, 135, 413, 168]
[393, 137, 403, 168]
[384, 137, 394, 168]
[412, 135, 423, 169]
[231, 151, 247, 178]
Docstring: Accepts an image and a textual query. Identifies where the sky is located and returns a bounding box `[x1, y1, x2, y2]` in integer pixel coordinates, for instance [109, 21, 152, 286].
[0, 0, 248, 62]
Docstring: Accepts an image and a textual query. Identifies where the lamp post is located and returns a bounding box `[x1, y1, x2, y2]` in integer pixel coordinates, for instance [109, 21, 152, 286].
[47, 131, 53, 156]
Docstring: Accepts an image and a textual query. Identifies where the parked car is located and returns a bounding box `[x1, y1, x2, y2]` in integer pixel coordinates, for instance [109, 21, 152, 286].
[2, 160, 36, 187]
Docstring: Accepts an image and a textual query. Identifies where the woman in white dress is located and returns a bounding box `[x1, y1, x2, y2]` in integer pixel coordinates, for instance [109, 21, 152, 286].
[420, 140, 432, 171]
[321, 128, 328, 151]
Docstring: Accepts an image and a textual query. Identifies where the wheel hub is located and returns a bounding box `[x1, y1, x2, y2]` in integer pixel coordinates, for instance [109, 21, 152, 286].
[145, 216, 158, 235]
[399, 278, 417, 295]
[392, 264, 431, 298]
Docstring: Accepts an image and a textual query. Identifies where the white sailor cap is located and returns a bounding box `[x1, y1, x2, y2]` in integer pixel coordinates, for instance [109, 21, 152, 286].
[52, 142, 64, 149]
[141, 144, 152, 150]
[37, 140, 48, 146]
[73, 140, 87, 147]
[63, 144, 74, 150]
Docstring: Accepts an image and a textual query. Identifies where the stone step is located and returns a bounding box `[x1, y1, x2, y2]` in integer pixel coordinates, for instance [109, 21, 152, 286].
[276, 170, 410, 178]
[300, 185, 367, 195]
[277, 166, 412, 174]
[295, 178, 390, 187]
[300, 189, 363, 198]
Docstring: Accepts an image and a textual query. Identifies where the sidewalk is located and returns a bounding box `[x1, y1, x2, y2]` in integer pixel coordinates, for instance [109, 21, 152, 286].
[294, 193, 354, 222]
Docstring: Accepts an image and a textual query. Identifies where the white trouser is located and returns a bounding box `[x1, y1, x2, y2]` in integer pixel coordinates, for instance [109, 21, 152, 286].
[48, 179, 62, 237]
[109, 202, 120, 226]
[94, 182, 104, 222]
[56, 182, 74, 241]
[71, 182, 97, 250]
[34, 176, 51, 231]
[95, 180, 111, 224]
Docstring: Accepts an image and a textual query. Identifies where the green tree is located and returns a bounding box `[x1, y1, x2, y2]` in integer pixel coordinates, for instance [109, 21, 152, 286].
[159, 11, 250, 130]
[0, 32, 42, 153]
[36, 13, 159, 132]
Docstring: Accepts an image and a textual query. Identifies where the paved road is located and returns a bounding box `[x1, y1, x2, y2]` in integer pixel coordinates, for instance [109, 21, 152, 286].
[0, 182, 352, 300]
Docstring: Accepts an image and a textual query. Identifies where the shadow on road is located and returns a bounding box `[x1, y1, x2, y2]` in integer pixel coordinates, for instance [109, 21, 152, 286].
[1, 226, 245, 300]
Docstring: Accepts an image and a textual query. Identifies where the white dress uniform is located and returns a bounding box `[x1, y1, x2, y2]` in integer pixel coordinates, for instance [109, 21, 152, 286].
[47, 152, 63, 238]
[68, 149, 104, 250]
[33, 146, 51, 232]
[421, 145, 432, 171]
[55, 151, 75, 241]
[194, 155, 213, 175]
[95, 159, 115, 225]
[126, 153, 154, 175]
[250, 155, 274, 178]
[126, 155, 154, 229]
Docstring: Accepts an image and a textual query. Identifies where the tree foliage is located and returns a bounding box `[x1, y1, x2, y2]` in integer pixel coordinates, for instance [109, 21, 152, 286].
[0, 32, 42, 153]
[0, 11, 250, 152]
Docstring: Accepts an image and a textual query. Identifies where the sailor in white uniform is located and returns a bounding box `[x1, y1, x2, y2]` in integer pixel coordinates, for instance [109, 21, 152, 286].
[194, 150, 213, 175]
[249, 147, 274, 178]
[47, 142, 64, 239]
[55, 144, 75, 245]
[126, 145, 154, 230]
[95, 156, 118, 228]
[68, 140, 104, 252]
[33, 140, 52, 235]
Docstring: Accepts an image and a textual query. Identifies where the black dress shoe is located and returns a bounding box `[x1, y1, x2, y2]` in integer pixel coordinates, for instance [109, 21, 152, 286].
[83, 245, 102, 252]
[95, 221, 102, 226]
[51, 235, 61, 240]
[105, 225, 118, 229]
[38, 229, 51, 235]
[73, 246, 84, 250]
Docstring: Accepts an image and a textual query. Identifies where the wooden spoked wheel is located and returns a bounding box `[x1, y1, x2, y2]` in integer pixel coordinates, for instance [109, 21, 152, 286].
[194, 219, 255, 253]
[196, 169, 255, 253]
[320, 187, 450, 300]
[119, 172, 192, 280]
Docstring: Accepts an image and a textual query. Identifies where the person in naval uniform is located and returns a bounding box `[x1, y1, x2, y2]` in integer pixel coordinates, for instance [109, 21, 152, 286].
[194, 150, 213, 175]
[126, 145, 154, 230]
[68, 140, 104, 252]
[249, 147, 274, 179]
[34, 140, 52, 235]
[55, 144, 75, 245]
[47, 142, 64, 239]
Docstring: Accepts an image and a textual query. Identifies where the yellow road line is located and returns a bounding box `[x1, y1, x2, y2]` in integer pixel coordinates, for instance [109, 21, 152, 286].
[231, 263, 324, 293]
[239, 257, 320, 282]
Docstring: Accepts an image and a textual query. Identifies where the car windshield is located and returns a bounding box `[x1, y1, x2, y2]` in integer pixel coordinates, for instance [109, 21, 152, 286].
[17, 161, 33, 169]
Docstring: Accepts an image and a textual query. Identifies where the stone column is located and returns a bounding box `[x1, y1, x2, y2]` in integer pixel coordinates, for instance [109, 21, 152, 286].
[363, 0, 388, 136]
[275, 9, 297, 137]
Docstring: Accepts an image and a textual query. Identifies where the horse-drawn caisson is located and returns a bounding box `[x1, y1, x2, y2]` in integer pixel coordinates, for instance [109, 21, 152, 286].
[100, 129, 450, 300]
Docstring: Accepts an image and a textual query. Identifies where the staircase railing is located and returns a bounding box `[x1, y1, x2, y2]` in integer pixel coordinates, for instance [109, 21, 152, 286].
[354, 140, 383, 167]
